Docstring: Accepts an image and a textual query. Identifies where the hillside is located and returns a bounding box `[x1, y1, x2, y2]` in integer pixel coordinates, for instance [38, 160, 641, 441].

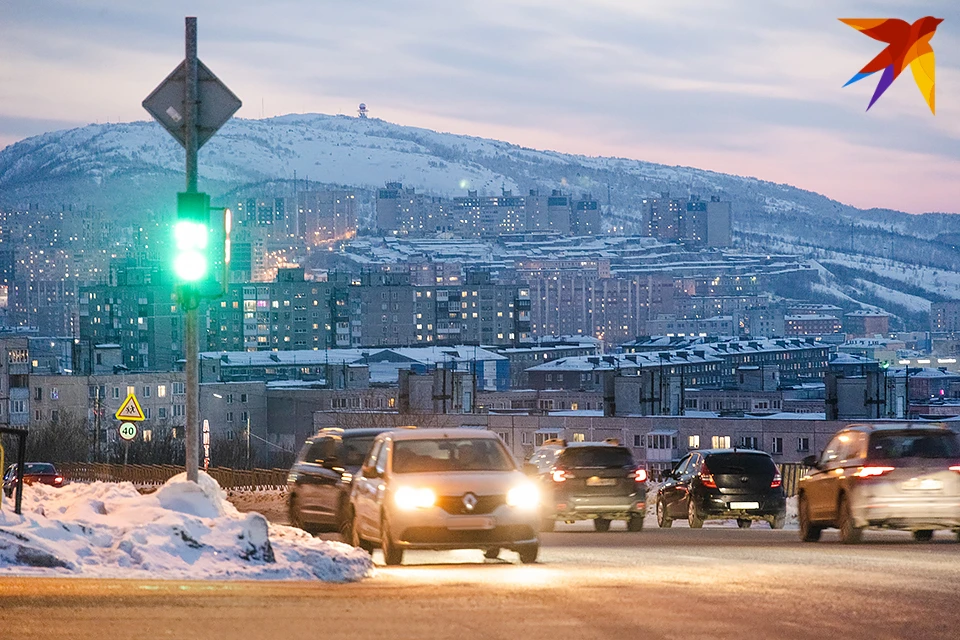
[0, 113, 957, 325]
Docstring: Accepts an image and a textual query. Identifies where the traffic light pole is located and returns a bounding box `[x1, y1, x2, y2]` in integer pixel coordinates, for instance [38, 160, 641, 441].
[184, 17, 200, 483]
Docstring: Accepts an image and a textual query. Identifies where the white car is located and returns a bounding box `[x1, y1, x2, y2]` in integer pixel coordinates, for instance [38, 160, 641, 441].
[348, 429, 541, 565]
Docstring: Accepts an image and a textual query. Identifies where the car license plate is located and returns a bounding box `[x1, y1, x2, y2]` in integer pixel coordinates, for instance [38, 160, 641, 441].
[730, 501, 760, 510]
[448, 516, 494, 530]
[902, 478, 943, 491]
[587, 476, 617, 487]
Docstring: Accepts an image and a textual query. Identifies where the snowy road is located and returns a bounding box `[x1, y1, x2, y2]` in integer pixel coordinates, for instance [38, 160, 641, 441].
[3, 523, 959, 640]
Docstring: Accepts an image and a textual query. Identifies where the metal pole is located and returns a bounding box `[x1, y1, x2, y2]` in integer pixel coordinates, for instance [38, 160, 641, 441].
[184, 16, 200, 483]
[15, 431, 26, 515]
[246, 413, 251, 469]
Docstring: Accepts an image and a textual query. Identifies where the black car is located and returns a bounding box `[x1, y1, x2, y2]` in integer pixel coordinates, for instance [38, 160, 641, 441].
[530, 440, 647, 532]
[656, 449, 786, 529]
[287, 428, 391, 536]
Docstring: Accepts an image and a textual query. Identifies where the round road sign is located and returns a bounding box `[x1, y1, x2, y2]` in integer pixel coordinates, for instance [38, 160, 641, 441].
[119, 422, 138, 441]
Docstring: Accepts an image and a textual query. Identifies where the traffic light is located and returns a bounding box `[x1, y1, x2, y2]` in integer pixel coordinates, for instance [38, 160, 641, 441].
[174, 192, 211, 283]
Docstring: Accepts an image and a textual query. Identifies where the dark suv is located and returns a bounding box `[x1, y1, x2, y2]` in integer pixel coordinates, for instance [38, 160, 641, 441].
[656, 449, 786, 529]
[287, 428, 389, 536]
[530, 440, 647, 532]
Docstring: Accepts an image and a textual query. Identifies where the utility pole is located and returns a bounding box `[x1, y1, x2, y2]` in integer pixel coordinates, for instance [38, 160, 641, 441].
[144, 16, 240, 483]
[183, 17, 200, 483]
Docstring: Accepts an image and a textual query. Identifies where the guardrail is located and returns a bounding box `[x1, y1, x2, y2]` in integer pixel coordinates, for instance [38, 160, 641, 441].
[780, 462, 810, 497]
[57, 463, 289, 491]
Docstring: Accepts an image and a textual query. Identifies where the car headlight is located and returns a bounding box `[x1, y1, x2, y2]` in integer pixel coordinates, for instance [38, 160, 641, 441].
[506, 483, 540, 510]
[394, 486, 436, 510]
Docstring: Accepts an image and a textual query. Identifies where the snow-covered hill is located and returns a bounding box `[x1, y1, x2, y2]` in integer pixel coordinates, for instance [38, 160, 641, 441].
[1, 113, 957, 324]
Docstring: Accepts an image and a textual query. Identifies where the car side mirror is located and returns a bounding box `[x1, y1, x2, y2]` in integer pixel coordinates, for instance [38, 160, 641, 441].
[801, 454, 818, 469]
[522, 462, 539, 476]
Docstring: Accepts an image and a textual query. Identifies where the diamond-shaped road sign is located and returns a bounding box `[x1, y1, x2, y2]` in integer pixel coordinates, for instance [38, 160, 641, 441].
[143, 59, 241, 149]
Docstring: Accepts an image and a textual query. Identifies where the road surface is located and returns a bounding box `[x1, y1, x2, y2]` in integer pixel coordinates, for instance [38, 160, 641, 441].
[2, 522, 958, 639]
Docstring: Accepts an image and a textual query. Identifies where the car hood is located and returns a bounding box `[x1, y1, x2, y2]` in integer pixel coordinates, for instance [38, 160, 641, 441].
[389, 470, 529, 496]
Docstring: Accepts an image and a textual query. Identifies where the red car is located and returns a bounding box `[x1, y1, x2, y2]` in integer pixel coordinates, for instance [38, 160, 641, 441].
[3, 462, 64, 497]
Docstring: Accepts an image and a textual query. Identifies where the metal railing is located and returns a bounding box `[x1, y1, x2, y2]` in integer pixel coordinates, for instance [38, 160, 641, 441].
[780, 462, 811, 497]
[57, 463, 289, 491]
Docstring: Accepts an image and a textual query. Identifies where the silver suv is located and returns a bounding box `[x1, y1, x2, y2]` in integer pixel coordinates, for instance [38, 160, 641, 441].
[798, 423, 960, 543]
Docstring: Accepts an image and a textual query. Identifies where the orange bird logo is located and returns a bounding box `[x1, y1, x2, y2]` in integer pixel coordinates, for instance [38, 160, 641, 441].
[840, 17, 942, 114]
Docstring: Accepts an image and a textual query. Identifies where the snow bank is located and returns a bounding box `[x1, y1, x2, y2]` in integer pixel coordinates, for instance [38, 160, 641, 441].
[0, 472, 372, 582]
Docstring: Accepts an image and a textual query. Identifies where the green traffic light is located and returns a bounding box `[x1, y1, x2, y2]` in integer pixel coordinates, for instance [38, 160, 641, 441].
[174, 219, 209, 282]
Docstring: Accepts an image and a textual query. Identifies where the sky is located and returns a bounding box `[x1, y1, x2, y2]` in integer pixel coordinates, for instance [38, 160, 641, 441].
[1, 0, 958, 214]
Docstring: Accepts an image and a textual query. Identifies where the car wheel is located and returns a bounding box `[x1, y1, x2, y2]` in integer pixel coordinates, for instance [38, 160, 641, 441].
[593, 518, 612, 532]
[484, 548, 500, 560]
[656, 499, 672, 528]
[540, 517, 556, 532]
[769, 510, 786, 530]
[687, 499, 704, 529]
[517, 543, 539, 564]
[627, 514, 645, 532]
[913, 530, 934, 543]
[798, 494, 822, 542]
[289, 495, 310, 533]
[338, 506, 354, 542]
[737, 518, 752, 529]
[380, 514, 404, 566]
[837, 494, 863, 544]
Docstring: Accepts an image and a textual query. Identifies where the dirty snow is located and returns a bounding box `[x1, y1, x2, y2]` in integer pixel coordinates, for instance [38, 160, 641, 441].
[0, 472, 371, 582]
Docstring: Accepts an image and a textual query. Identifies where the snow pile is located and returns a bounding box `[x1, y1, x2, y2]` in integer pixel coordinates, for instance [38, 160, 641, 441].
[0, 472, 371, 582]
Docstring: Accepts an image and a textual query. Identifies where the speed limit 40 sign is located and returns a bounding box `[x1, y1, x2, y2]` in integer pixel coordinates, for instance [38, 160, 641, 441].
[119, 422, 138, 441]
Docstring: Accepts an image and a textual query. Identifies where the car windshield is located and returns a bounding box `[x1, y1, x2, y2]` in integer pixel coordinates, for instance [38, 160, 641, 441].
[339, 437, 376, 466]
[559, 446, 634, 468]
[704, 453, 776, 475]
[392, 438, 515, 473]
[868, 432, 960, 460]
[24, 463, 57, 475]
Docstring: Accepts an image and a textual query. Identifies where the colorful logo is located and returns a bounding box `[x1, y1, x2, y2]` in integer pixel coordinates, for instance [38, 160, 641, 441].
[840, 17, 942, 114]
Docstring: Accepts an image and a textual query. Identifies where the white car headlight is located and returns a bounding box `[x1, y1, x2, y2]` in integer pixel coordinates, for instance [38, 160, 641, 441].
[506, 483, 540, 510]
[394, 486, 437, 510]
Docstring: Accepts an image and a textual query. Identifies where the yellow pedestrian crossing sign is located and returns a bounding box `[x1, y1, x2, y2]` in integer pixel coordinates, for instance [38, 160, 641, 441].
[115, 394, 146, 421]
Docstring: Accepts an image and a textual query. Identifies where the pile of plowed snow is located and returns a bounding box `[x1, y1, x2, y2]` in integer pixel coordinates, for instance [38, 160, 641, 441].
[0, 472, 371, 582]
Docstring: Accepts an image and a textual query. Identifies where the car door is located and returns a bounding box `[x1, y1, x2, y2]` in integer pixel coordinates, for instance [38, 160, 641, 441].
[354, 439, 388, 539]
[297, 437, 341, 522]
[674, 453, 701, 517]
[660, 455, 690, 517]
[312, 436, 347, 522]
[804, 433, 846, 522]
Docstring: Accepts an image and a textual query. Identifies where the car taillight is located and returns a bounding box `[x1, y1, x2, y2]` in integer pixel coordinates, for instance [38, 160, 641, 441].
[949, 465, 960, 474]
[552, 468, 570, 483]
[630, 468, 647, 483]
[699, 462, 716, 488]
[770, 472, 782, 489]
[54, 476, 63, 484]
[854, 466, 895, 478]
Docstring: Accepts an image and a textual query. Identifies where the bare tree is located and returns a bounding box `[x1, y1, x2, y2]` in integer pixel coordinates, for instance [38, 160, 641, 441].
[18, 411, 90, 463]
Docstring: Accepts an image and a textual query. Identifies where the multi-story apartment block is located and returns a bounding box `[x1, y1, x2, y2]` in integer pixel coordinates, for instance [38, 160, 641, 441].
[78, 260, 182, 372]
[931, 301, 960, 334]
[642, 194, 731, 247]
[843, 310, 890, 337]
[297, 190, 357, 243]
[785, 314, 842, 336]
[0, 336, 30, 428]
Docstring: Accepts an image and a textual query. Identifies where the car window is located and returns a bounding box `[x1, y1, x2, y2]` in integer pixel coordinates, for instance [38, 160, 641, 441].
[704, 453, 776, 475]
[363, 440, 384, 472]
[672, 456, 691, 478]
[339, 437, 376, 466]
[392, 438, 516, 473]
[374, 441, 390, 475]
[842, 432, 868, 461]
[821, 434, 846, 467]
[304, 438, 336, 464]
[681, 455, 700, 479]
[868, 431, 960, 460]
[559, 446, 634, 469]
[24, 463, 56, 474]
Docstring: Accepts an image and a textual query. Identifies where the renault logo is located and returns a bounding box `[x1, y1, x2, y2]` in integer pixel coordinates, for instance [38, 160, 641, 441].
[462, 493, 478, 511]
